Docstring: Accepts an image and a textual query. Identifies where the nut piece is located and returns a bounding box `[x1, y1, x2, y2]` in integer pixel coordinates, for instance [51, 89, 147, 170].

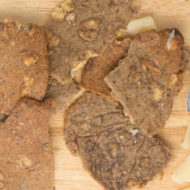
[16, 155, 32, 169]
[81, 18, 100, 30]
[51, 0, 74, 22]
[127, 16, 157, 35]
[153, 88, 162, 102]
[66, 12, 76, 23]
[169, 74, 178, 86]
[22, 76, 33, 96]
[79, 18, 100, 41]
[46, 30, 60, 49]
[24, 56, 37, 66]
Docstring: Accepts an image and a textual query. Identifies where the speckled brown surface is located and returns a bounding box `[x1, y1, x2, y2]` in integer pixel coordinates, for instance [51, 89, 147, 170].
[0, 20, 49, 116]
[47, 0, 137, 84]
[64, 92, 170, 190]
[0, 98, 55, 190]
[105, 29, 185, 135]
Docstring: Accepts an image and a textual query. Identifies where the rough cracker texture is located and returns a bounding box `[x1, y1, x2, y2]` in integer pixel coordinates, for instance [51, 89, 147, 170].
[0, 20, 49, 115]
[81, 38, 131, 97]
[64, 92, 170, 189]
[0, 98, 54, 190]
[46, 77, 83, 112]
[47, 0, 137, 84]
[105, 29, 185, 135]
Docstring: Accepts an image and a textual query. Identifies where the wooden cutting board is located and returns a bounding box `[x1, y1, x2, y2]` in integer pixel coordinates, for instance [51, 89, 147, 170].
[0, 0, 190, 189]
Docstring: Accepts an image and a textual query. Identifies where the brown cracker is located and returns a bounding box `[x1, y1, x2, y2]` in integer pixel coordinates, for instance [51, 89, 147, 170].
[64, 92, 170, 189]
[0, 20, 49, 115]
[0, 98, 54, 190]
[105, 29, 185, 135]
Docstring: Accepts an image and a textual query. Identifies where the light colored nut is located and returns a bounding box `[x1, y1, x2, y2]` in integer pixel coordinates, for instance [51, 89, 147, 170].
[47, 31, 60, 49]
[51, 7, 66, 21]
[16, 155, 32, 169]
[81, 18, 100, 30]
[51, 0, 74, 22]
[129, 129, 139, 136]
[22, 76, 33, 96]
[66, 12, 76, 23]
[169, 74, 178, 86]
[79, 29, 98, 42]
[127, 16, 157, 35]
[153, 88, 162, 102]
[61, 0, 74, 13]
[24, 57, 37, 66]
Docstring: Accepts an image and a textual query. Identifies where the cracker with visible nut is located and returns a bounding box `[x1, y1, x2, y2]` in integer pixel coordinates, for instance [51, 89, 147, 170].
[81, 38, 131, 97]
[47, 0, 137, 84]
[0, 20, 49, 115]
[105, 29, 185, 135]
[46, 77, 84, 112]
[0, 98, 54, 190]
[64, 92, 170, 190]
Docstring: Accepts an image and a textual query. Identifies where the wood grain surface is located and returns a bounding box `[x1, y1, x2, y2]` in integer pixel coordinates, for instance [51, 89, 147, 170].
[0, 0, 190, 189]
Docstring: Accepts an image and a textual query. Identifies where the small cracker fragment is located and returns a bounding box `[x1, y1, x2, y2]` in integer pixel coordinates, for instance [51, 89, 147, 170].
[0, 20, 49, 115]
[81, 38, 131, 97]
[64, 92, 170, 189]
[105, 29, 185, 135]
[0, 98, 54, 190]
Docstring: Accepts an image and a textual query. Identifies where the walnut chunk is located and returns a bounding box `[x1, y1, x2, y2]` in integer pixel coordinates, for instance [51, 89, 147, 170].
[46, 30, 60, 49]
[16, 156, 32, 169]
[51, 0, 74, 22]
[21, 76, 33, 96]
[169, 74, 178, 86]
[153, 88, 162, 102]
[24, 56, 37, 66]
[81, 18, 100, 30]
[79, 17, 100, 41]
[79, 29, 98, 42]
[66, 12, 76, 23]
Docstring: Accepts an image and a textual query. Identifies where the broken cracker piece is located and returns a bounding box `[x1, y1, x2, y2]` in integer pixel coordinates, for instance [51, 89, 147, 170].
[0, 20, 49, 115]
[64, 92, 170, 190]
[0, 98, 54, 189]
[105, 29, 185, 135]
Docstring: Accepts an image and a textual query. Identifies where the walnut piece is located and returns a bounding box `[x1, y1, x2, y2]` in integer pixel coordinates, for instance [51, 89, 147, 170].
[153, 88, 162, 102]
[127, 16, 157, 35]
[24, 56, 37, 66]
[16, 155, 32, 169]
[51, 0, 74, 22]
[79, 18, 100, 41]
[66, 12, 76, 23]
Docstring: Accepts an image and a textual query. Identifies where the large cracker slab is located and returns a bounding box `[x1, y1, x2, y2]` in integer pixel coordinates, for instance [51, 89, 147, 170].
[0, 20, 49, 115]
[105, 29, 185, 135]
[0, 98, 54, 190]
[47, 0, 137, 84]
[81, 38, 131, 97]
[64, 92, 170, 189]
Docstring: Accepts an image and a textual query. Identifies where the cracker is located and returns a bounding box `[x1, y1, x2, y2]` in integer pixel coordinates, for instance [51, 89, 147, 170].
[0, 20, 49, 115]
[0, 98, 54, 190]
